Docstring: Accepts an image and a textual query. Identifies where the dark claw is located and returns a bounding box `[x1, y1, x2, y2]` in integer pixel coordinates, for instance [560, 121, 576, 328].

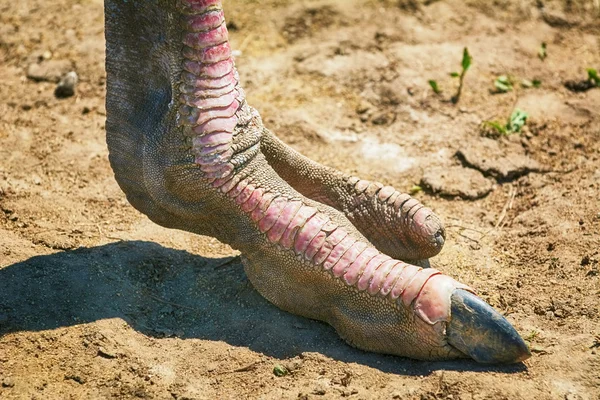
[434, 228, 445, 248]
[447, 289, 531, 364]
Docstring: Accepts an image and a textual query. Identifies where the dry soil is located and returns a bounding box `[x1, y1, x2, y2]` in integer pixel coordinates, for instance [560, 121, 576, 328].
[1, 0, 599, 399]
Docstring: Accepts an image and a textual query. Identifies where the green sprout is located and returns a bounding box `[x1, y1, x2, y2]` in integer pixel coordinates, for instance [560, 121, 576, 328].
[538, 42, 547, 61]
[428, 80, 441, 94]
[494, 75, 514, 93]
[507, 109, 529, 132]
[409, 185, 423, 195]
[484, 108, 529, 136]
[521, 79, 542, 88]
[273, 364, 289, 377]
[524, 330, 540, 342]
[451, 47, 472, 104]
[484, 121, 508, 135]
[587, 68, 600, 86]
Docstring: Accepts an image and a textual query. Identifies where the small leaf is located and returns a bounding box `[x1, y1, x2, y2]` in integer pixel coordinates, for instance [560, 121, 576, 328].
[524, 330, 540, 342]
[587, 68, 600, 85]
[494, 75, 513, 93]
[450, 72, 460, 78]
[484, 120, 507, 135]
[521, 79, 542, 89]
[507, 109, 528, 133]
[409, 185, 422, 195]
[494, 75, 513, 92]
[428, 80, 441, 94]
[273, 364, 289, 377]
[461, 47, 472, 72]
[538, 42, 547, 61]
[495, 81, 511, 92]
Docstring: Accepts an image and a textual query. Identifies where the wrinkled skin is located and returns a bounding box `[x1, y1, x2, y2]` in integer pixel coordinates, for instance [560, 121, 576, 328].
[103, 0, 530, 363]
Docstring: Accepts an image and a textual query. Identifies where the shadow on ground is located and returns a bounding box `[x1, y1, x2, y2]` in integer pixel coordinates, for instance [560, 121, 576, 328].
[0, 241, 526, 375]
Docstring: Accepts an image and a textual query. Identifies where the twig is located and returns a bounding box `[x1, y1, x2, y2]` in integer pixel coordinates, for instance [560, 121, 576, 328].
[445, 224, 485, 234]
[232, 361, 262, 373]
[456, 231, 480, 243]
[494, 184, 516, 230]
[33, 228, 67, 234]
[220, 361, 263, 374]
[105, 235, 125, 241]
[145, 291, 200, 312]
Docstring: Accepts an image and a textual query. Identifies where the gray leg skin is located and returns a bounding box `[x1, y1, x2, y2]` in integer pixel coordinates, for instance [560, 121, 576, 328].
[103, 0, 530, 363]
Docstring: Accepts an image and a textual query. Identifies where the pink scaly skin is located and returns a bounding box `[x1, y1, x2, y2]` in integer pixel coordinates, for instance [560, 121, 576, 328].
[260, 129, 446, 263]
[104, 0, 530, 363]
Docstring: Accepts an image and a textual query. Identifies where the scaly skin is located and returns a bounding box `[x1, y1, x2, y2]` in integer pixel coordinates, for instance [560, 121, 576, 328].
[104, 0, 530, 363]
[261, 128, 445, 262]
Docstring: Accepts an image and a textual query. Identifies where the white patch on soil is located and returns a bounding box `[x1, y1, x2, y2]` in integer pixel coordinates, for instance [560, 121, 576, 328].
[360, 139, 416, 173]
[325, 131, 418, 173]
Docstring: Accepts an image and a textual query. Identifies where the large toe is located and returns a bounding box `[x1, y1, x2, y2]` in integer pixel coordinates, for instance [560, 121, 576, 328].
[447, 289, 531, 364]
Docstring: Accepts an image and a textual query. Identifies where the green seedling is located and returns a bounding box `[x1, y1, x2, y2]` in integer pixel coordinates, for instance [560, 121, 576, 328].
[587, 68, 600, 86]
[521, 79, 542, 88]
[428, 79, 441, 94]
[484, 108, 529, 136]
[409, 185, 423, 195]
[451, 47, 472, 104]
[538, 42, 547, 61]
[524, 330, 540, 342]
[273, 364, 289, 377]
[484, 121, 508, 135]
[507, 109, 528, 133]
[494, 75, 513, 92]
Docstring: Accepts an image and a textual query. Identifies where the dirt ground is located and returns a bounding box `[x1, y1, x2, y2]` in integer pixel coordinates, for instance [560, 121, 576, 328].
[1, 0, 599, 398]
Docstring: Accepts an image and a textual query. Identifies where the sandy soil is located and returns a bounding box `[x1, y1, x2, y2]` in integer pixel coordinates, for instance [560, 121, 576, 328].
[1, 0, 599, 399]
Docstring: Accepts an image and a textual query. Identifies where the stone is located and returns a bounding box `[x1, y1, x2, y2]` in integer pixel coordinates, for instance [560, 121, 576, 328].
[421, 166, 493, 200]
[55, 71, 78, 98]
[2, 377, 15, 388]
[456, 137, 546, 181]
[26, 60, 73, 83]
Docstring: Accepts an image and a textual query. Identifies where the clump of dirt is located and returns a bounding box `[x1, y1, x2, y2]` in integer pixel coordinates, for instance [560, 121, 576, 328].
[565, 79, 597, 92]
[421, 166, 493, 200]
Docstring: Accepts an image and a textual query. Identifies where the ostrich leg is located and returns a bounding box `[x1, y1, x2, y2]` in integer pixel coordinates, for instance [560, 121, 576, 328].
[104, 0, 530, 363]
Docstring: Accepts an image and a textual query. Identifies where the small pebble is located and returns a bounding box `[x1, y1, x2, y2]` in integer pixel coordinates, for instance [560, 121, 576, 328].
[2, 377, 15, 388]
[26, 59, 72, 82]
[55, 71, 78, 98]
[312, 381, 328, 395]
[282, 358, 304, 372]
[97, 347, 117, 359]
